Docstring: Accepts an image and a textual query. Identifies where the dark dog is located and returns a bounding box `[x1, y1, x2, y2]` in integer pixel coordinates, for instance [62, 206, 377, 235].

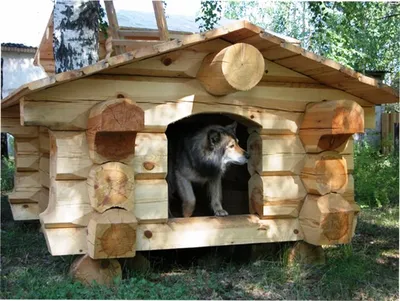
[167, 121, 249, 217]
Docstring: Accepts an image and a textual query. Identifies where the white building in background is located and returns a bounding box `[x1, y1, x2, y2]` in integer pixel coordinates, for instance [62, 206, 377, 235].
[1, 43, 47, 99]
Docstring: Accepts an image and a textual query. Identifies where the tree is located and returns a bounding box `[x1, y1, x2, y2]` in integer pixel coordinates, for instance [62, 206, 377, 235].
[53, 0, 100, 73]
[195, 0, 222, 32]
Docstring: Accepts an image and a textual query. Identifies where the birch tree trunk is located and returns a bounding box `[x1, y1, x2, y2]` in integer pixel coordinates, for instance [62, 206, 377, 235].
[53, 0, 99, 73]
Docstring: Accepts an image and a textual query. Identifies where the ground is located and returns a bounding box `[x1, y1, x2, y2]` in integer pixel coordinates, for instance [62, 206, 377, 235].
[0, 196, 398, 300]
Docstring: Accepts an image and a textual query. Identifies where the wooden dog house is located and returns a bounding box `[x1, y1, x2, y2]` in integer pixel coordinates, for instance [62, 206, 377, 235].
[2, 21, 398, 280]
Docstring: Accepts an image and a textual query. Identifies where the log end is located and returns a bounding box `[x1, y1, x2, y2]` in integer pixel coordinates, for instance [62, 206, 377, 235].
[87, 209, 138, 259]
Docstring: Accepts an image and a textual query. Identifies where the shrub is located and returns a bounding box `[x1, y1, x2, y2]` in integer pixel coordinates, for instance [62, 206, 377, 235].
[1, 157, 15, 193]
[353, 139, 399, 207]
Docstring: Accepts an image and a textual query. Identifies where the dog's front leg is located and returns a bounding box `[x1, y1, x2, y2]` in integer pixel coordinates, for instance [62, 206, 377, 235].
[208, 176, 228, 216]
[175, 171, 196, 217]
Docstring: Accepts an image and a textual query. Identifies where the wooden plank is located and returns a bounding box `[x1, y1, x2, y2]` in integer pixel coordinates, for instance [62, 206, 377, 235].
[152, 0, 169, 41]
[137, 215, 303, 250]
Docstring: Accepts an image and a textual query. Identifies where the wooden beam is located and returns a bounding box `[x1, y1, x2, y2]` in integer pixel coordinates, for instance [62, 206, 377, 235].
[152, 0, 169, 41]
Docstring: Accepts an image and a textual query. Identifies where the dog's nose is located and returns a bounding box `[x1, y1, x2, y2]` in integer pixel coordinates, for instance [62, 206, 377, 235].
[244, 151, 250, 159]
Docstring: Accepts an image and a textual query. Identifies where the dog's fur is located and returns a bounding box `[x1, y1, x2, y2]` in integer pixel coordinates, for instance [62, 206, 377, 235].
[167, 122, 249, 217]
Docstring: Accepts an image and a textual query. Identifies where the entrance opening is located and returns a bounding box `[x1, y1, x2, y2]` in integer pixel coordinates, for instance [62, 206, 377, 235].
[166, 113, 251, 217]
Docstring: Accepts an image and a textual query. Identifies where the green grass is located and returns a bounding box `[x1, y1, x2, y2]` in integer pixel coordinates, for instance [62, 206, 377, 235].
[1, 196, 398, 300]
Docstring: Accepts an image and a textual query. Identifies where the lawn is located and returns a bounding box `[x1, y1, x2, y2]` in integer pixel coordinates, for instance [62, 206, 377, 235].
[1, 195, 398, 300]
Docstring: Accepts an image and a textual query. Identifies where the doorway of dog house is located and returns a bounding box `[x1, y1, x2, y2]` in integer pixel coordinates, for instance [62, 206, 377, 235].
[166, 113, 257, 218]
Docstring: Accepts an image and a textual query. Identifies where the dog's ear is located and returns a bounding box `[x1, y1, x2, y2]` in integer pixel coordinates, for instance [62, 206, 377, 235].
[225, 121, 237, 133]
[208, 129, 221, 149]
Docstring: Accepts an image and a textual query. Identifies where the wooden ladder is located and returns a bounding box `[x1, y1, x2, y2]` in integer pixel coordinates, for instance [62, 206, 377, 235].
[104, 0, 170, 57]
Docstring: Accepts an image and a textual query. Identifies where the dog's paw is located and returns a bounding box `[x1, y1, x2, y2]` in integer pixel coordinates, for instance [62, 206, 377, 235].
[182, 202, 195, 217]
[214, 209, 228, 216]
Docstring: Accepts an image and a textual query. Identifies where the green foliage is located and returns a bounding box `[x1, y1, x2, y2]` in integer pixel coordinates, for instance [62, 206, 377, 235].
[195, 0, 222, 32]
[222, 1, 399, 88]
[1, 157, 15, 192]
[353, 139, 399, 207]
[308, 2, 400, 87]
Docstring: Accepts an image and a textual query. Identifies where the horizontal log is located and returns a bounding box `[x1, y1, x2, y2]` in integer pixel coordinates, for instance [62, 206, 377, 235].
[137, 215, 303, 250]
[49, 131, 166, 180]
[49, 131, 93, 180]
[23, 76, 370, 130]
[134, 179, 168, 223]
[40, 179, 92, 227]
[10, 203, 40, 220]
[2, 117, 38, 138]
[15, 154, 39, 171]
[247, 133, 305, 175]
[8, 188, 41, 204]
[39, 187, 49, 213]
[41, 215, 304, 256]
[14, 137, 39, 154]
[133, 133, 167, 179]
[15, 171, 41, 189]
[248, 174, 306, 218]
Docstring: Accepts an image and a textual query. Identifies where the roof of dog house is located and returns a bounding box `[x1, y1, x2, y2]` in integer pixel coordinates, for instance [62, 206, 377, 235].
[2, 20, 398, 108]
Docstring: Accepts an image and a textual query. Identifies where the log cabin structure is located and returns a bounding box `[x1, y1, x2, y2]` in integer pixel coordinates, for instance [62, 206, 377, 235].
[1, 21, 398, 282]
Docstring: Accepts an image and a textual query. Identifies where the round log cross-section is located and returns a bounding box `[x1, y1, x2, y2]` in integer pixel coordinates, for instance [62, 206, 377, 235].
[197, 43, 265, 96]
[301, 151, 348, 195]
[87, 209, 138, 259]
[87, 162, 135, 213]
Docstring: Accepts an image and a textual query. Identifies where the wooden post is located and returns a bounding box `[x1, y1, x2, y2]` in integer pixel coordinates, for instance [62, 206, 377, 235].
[152, 0, 169, 41]
[104, 0, 124, 55]
[197, 43, 265, 96]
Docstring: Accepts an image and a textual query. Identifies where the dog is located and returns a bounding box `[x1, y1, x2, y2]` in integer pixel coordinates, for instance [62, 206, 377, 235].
[167, 121, 249, 217]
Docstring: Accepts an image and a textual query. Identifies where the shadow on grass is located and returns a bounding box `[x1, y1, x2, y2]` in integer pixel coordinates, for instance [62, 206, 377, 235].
[1, 195, 399, 300]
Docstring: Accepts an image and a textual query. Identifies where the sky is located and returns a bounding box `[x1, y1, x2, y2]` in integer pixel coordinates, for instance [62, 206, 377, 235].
[0, 0, 201, 47]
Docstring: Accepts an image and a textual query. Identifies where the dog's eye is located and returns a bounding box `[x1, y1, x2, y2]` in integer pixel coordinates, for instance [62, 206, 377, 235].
[229, 144, 234, 148]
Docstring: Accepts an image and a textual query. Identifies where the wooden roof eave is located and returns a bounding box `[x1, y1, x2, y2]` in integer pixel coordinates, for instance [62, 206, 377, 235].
[2, 20, 398, 110]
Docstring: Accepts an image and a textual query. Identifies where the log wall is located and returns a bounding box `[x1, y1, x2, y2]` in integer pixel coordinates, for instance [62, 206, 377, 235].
[9, 47, 370, 256]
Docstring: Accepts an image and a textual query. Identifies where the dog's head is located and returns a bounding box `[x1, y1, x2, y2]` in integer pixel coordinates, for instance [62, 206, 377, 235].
[207, 122, 250, 165]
